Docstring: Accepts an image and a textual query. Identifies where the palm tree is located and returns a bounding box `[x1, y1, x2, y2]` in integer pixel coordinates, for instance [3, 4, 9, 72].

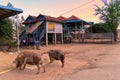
[95, 0, 120, 42]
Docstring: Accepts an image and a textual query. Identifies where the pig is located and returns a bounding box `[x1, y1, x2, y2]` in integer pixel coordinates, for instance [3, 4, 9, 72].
[47, 50, 65, 67]
[13, 51, 45, 74]
[13, 54, 24, 70]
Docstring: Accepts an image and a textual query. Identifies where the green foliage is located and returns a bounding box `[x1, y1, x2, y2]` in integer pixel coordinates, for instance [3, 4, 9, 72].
[95, 0, 120, 31]
[0, 38, 17, 51]
[87, 23, 112, 33]
[0, 38, 10, 45]
[8, 41, 17, 48]
[6, 41, 18, 51]
[19, 25, 25, 33]
[0, 18, 13, 40]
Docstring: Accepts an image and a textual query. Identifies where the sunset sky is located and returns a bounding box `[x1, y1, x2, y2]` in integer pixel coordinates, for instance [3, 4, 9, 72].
[0, 0, 104, 23]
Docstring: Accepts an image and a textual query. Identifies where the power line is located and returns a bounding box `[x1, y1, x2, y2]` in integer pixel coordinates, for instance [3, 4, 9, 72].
[74, 3, 95, 15]
[60, 0, 95, 16]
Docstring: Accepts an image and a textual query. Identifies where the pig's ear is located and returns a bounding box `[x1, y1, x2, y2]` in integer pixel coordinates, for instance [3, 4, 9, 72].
[12, 59, 17, 64]
[17, 53, 23, 57]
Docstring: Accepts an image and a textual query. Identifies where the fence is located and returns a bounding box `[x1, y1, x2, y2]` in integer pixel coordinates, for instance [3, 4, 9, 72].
[83, 33, 114, 43]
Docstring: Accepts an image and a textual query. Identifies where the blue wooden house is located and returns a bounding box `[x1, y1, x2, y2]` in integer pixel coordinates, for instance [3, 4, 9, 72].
[23, 14, 63, 46]
[57, 15, 93, 41]
[22, 14, 93, 46]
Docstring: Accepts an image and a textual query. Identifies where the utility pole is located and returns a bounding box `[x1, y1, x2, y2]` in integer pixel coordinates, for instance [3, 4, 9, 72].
[15, 15, 20, 53]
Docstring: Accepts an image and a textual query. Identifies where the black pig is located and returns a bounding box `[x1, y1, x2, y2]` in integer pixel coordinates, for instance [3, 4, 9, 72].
[47, 50, 65, 67]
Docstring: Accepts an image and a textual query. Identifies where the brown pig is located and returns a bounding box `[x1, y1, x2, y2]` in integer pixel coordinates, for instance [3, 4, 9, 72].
[13, 51, 45, 74]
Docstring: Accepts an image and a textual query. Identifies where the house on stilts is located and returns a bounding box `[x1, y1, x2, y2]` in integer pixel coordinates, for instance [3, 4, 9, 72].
[57, 15, 93, 42]
[22, 14, 93, 47]
[23, 14, 63, 47]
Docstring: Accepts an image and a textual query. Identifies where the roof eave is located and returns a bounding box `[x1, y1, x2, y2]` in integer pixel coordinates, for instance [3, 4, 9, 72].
[0, 5, 23, 13]
[0, 5, 23, 19]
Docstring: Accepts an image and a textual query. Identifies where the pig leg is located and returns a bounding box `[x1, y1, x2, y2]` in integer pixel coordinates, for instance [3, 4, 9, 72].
[23, 57, 27, 69]
[61, 59, 64, 67]
[40, 63, 46, 72]
[39, 60, 45, 73]
[49, 56, 53, 63]
[42, 65, 45, 73]
[15, 61, 20, 69]
[36, 64, 40, 74]
[60, 56, 65, 67]
[19, 63, 23, 70]
[15, 60, 23, 70]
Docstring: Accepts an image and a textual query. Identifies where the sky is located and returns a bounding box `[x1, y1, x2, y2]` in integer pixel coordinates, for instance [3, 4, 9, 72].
[0, 0, 104, 23]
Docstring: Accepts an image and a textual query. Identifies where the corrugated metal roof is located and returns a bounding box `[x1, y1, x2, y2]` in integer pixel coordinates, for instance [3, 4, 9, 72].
[0, 5, 23, 19]
[23, 14, 64, 24]
[66, 15, 81, 20]
[64, 15, 93, 25]
[57, 16, 67, 21]
[57, 15, 92, 25]
[45, 15, 63, 23]
[23, 14, 93, 25]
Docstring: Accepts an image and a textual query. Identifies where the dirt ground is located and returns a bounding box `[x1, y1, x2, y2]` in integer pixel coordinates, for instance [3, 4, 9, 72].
[0, 43, 116, 80]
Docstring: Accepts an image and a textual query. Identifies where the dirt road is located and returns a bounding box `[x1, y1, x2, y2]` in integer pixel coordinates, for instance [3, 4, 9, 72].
[60, 43, 120, 80]
[0, 43, 118, 80]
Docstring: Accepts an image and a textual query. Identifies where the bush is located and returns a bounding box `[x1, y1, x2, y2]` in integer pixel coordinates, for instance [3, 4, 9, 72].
[7, 41, 17, 51]
[0, 37, 17, 51]
[87, 23, 112, 33]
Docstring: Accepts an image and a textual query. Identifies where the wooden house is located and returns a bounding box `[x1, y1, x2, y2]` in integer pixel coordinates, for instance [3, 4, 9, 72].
[57, 15, 93, 41]
[23, 14, 63, 46]
[23, 14, 93, 47]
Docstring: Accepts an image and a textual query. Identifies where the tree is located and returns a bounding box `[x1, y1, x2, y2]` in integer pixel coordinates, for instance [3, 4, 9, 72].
[0, 19, 13, 40]
[21, 15, 25, 22]
[95, 0, 120, 42]
[7, 2, 14, 7]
